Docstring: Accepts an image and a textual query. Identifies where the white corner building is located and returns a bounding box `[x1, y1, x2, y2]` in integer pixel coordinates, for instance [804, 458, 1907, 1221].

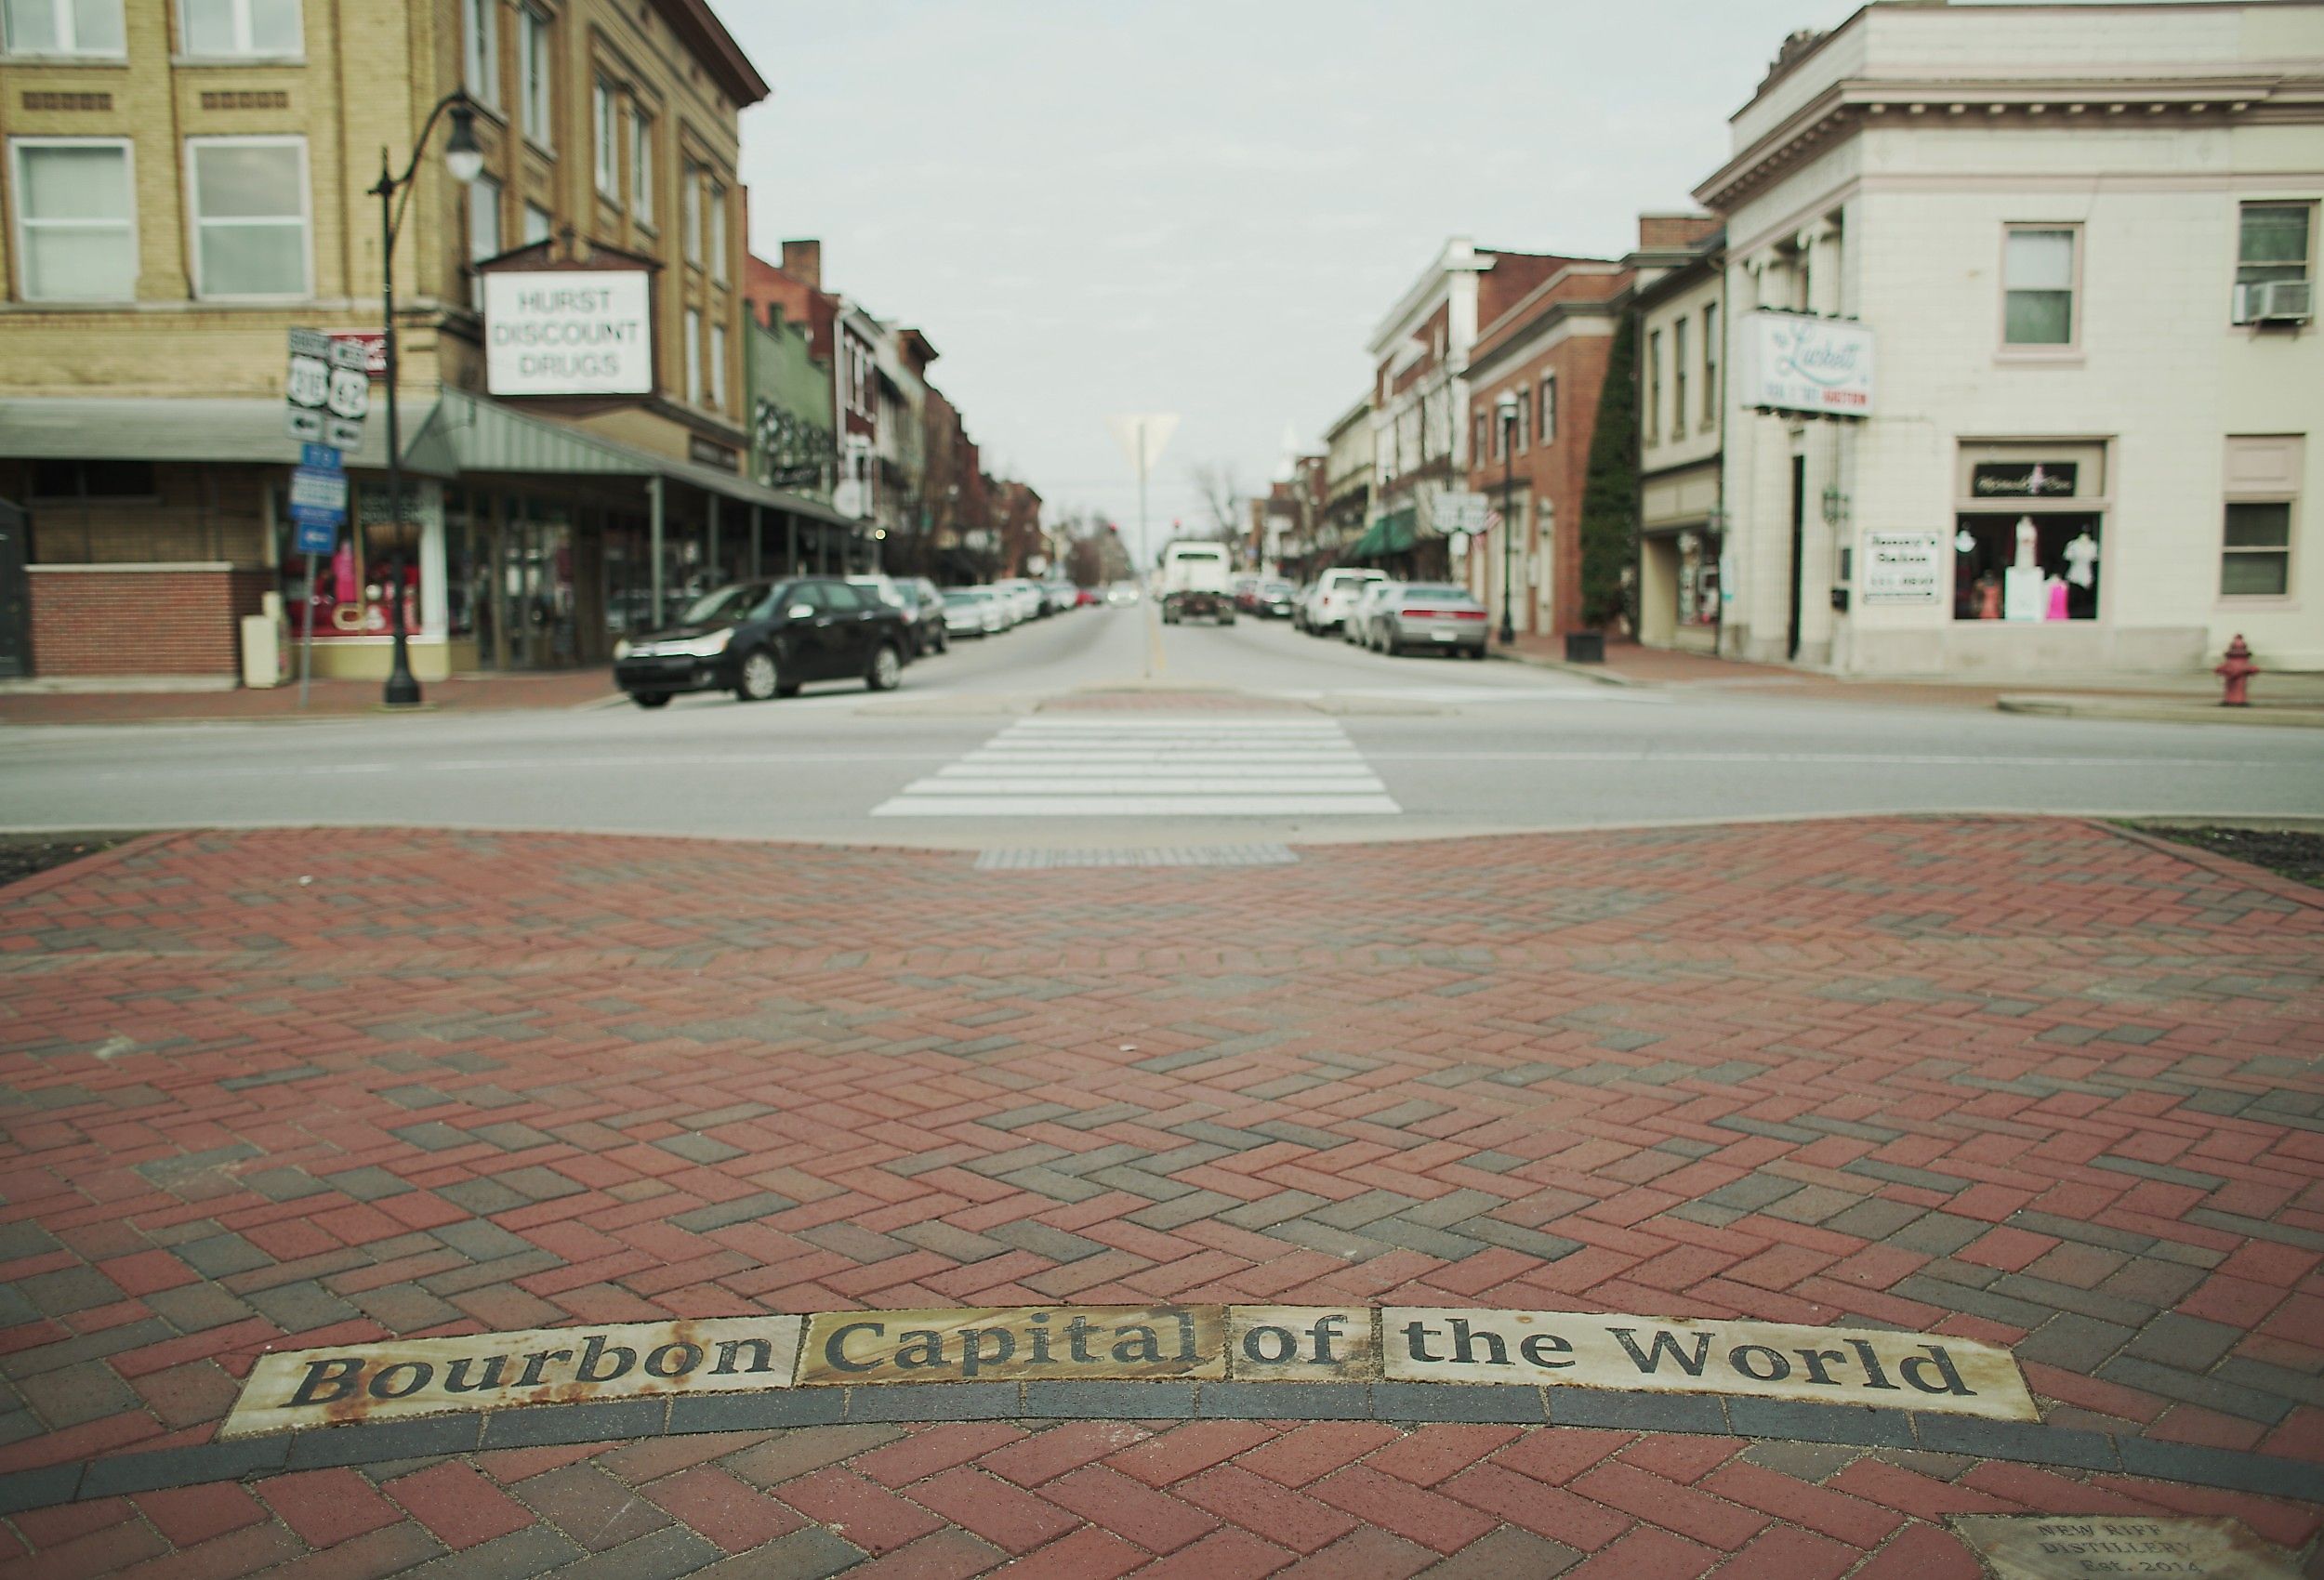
[1698, 0, 2324, 676]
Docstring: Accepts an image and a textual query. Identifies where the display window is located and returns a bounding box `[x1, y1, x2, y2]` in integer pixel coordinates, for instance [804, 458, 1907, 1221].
[1951, 442, 2107, 625]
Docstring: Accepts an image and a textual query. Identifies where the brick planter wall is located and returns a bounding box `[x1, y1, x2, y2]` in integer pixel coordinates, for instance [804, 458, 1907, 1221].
[28, 566, 273, 677]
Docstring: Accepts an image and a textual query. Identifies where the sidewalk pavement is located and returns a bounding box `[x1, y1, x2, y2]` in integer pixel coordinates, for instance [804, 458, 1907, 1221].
[0, 668, 621, 726]
[1495, 636, 2324, 722]
[0, 818, 2319, 1576]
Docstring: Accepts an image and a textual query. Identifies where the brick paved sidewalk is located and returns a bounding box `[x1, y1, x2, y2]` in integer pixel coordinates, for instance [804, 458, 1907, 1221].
[1496, 635, 2324, 715]
[1, 818, 2319, 1576]
[0, 667, 619, 726]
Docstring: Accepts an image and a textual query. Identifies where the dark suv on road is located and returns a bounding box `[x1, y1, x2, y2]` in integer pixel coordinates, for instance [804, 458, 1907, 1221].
[614, 578, 912, 706]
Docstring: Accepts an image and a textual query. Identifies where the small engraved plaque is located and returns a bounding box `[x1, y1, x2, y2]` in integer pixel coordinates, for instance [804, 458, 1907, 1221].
[1952, 1516, 2296, 1579]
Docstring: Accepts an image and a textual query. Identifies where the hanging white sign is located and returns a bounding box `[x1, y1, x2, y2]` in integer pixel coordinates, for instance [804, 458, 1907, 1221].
[484, 271, 654, 397]
[1736, 310, 1874, 418]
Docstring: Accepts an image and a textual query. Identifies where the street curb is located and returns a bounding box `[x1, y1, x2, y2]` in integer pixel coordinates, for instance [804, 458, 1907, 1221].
[2094, 820, 2324, 914]
[1484, 649, 1636, 687]
[0, 829, 189, 905]
[2000, 694, 2324, 728]
[3, 1381, 2318, 1515]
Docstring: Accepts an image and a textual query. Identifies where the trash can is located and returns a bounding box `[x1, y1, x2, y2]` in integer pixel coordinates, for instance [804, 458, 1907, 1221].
[1565, 631, 1605, 665]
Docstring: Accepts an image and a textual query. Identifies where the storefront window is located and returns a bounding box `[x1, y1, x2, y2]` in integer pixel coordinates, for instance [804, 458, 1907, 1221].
[1952, 513, 2100, 621]
[444, 491, 480, 639]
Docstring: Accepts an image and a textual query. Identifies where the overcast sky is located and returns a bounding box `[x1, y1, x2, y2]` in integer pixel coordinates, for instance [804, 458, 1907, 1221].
[721, 0, 1874, 543]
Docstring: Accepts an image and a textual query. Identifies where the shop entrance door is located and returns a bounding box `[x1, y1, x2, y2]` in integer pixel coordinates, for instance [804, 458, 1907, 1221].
[500, 504, 577, 669]
[0, 501, 30, 678]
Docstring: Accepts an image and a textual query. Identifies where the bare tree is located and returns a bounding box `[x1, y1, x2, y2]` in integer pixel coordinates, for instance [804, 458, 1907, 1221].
[1186, 462, 1244, 542]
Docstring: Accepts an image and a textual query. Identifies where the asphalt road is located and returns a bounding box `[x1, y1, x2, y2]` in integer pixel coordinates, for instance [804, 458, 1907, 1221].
[3, 602, 2318, 846]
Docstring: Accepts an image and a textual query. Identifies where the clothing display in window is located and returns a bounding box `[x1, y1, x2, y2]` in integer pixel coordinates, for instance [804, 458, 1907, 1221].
[2063, 532, 2098, 589]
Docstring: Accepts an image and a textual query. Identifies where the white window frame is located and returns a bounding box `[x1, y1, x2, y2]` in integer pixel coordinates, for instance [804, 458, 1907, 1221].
[4, 0, 124, 56]
[517, 6, 552, 149]
[628, 110, 654, 226]
[591, 78, 616, 198]
[684, 307, 703, 404]
[2000, 222, 2081, 354]
[1539, 374, 1556, 444]
[1513, 388, 1530, 456]
[184, 134, 313, 302]
[178, 0, 302, 57]
[1702, 303, 1719, 425]
[1672, 318, 1689, 441]
[709, 320, 727, 410]
[2221, 436, 2302, 601]
[468, 171, 503, 265]
[1644, 330, 1661, 442]
[8, 137, 138, 302]
[707, 180, 726, 283]
[682, 162, 702, 266]
[462, 0, 499, 110]
[2233, 201, 2315, 324]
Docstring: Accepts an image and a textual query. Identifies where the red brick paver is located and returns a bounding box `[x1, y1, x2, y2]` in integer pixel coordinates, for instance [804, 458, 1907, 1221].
[0, 817, 2319, 1574]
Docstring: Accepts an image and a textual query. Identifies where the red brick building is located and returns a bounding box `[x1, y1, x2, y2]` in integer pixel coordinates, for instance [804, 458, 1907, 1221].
[1461, 251, 1635, 638]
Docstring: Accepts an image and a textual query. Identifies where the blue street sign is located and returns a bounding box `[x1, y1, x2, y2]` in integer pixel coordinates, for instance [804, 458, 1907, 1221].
[299, 442, 342, 471]
[294, 516, 337, 557]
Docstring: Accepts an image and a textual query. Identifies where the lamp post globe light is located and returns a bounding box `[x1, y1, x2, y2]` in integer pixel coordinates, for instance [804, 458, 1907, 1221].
[369, 95, 482, 707]
[1495, 388, 1519, 648]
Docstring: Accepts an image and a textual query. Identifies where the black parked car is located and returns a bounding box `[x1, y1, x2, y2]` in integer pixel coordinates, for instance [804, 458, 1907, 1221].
[614, 578, 911, 706]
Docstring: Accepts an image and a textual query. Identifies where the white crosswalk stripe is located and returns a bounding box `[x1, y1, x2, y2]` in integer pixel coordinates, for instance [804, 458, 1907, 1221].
[871, 716, 1401, 817]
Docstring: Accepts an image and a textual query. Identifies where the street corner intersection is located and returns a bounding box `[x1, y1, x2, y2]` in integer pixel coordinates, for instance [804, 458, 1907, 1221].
[0, 814, 2321, 1579]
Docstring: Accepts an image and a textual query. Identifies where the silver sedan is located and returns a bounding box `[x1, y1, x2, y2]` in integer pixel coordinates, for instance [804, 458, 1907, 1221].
[1364, 582, 1490, 658]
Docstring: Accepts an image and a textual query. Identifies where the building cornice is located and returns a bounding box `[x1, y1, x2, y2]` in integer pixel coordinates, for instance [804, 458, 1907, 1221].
[1367, 238, 1486, 356]
[1695, 74, 2324, 212]
[1468, 295, 1625, 379]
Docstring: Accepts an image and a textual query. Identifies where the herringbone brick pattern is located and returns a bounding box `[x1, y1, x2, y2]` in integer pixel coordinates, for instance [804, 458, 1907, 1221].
[5, 1421, 2319, 1577]
[0, 817, 2319, 1573]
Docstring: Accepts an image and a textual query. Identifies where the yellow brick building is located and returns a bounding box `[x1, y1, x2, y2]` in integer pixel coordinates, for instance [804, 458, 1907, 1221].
[0, 0, 852, 680]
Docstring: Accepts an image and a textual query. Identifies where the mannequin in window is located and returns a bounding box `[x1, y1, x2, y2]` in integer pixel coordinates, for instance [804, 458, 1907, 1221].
[2063, 530, 2097, 587]
[2014, 516, 2039, 570]
[1975, 569, 2002, 620]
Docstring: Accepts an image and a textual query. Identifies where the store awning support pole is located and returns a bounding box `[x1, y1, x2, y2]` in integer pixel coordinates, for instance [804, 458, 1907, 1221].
[647, 476, 665, 628]
[748, 504, 761, 579]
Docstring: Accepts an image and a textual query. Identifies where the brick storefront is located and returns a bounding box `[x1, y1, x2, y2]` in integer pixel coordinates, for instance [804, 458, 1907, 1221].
[26, 566, 272, 676]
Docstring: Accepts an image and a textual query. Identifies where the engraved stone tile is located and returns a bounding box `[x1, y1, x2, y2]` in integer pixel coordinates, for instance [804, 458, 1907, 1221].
[1951, 1516, 2296, 1579]
[799, 1306, 1225, 1387]
[1381, 1307, 2037, 1422]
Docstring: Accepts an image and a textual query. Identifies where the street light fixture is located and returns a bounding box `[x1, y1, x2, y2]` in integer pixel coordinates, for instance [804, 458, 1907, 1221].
[1495, 389, 1520, 648]
[368, 94, 482, 707]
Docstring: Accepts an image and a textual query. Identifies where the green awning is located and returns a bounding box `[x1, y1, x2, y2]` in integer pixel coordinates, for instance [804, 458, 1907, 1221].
[0, 390, 853, 528]
[1351, 507, 1416, 560]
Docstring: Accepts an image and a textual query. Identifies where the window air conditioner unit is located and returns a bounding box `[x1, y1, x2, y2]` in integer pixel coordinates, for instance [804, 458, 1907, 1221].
[2250, 279, 2314, 324]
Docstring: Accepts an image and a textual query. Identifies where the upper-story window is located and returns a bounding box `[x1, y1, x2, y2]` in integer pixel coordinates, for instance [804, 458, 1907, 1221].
[2234, 203, 2313, 323]
[1514, 389, 1530, 455]
[707, 181, 727, 283]
[682, 162, 703, 266]
[2002, 226, 2077, 347]
[1472, 412, 1487, 466]
[468, 172, 502, 264]
[522, 201, 551, 245]
[628, 112, 654, 225]
[684, 307, 703, 404]
[462, 0, 498, 110]
[591, 79, 616, 198]
[9, 138, 136, 301]
[3, 0, 123, 54]
[709, 322, 727, 410]
[1672, 319, 1689, 440]
[1702, 303, 1719, 424]
[1644, 330, 1661, 442]
[1538, 374, 1556, 444]
[187, 135, 310, 299]
[183, 0, 300, 56]
[517, 7, 552, 148]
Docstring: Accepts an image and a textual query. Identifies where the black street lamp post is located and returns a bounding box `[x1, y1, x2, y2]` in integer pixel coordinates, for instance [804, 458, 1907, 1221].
[368, 94, 483, 706]
[1496, 389, 1519, 647]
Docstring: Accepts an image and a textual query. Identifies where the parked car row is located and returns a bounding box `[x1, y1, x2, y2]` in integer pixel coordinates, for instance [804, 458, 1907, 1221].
[1288, 568, 1489, 658]
[613, 573, 1092, 707]
[1232, 575, 1301, 619]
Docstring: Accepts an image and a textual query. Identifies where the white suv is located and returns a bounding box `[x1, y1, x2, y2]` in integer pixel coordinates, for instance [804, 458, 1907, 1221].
[1300, 568, 1386, 635]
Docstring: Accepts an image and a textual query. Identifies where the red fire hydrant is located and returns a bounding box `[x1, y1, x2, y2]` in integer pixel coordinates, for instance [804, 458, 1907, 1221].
[2216, 634, 2259, 707]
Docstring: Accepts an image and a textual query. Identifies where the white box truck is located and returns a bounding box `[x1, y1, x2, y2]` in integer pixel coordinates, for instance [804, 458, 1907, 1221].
[1159, 540, 1234, 625]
